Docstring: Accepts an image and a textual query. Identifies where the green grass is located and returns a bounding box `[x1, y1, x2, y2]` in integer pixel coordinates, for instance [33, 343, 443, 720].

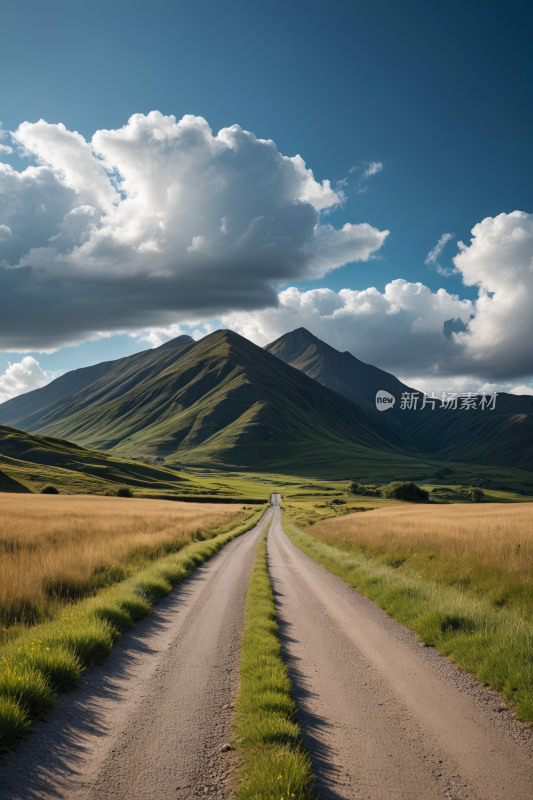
[235, 520, 315, 800]
[2, 419, 532, 500]
[0, 424, 200, 496]
[0, 506, 266, 754]
[283, 518, 533, 724]
[181, 466, 533, 506]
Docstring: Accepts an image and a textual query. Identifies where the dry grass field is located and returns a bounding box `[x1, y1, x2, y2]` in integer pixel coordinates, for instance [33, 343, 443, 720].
[306, 503, 533, 607]
[0, 494, 247, 633]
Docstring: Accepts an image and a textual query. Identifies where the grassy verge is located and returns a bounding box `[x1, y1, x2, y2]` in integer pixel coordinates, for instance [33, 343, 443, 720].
[235, 519, 315, 800]
[0, 506, 266, 755]
[283, 519, 533, 724]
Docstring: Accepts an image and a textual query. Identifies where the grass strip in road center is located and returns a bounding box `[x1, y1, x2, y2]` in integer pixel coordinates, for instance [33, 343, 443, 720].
[234, 518, 315, 800]
[0, 506, 267, 755]
[283, 519, 533, 724]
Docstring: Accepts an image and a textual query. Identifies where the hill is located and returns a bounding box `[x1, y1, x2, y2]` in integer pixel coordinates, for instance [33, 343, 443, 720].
[266, 328, 533, 471]
[0, 424, 195, 495]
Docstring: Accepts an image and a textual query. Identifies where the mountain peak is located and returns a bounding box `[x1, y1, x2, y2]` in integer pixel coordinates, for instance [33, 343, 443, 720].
[290, 327, 318, 339]
[154, 334, 194, 352]
[280, 327, 323, 345]
[265, 327, 412, 409]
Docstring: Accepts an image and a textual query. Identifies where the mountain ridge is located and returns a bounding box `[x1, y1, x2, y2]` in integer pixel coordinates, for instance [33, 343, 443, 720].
[266, 327, 533, 471]
[0, 329, 425, 474]
[1, 326, 531, 474]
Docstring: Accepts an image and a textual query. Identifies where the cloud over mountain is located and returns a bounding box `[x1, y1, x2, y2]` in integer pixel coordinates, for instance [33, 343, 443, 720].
[222, 280, 475, 375]
[452, 211, 533, 379]
[224, 210, 533, 386]
[0, 112, 388, 351]
[0, 356, 55, 403]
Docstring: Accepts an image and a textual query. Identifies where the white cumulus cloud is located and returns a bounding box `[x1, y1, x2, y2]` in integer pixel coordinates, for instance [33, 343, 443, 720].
[509, 384, 533, 396]
[222, 211, 533, 387]
[0, 112, 388, 352]
[453, 210, 533, 379]
[222, 280, 474, 373]
[0, 357, 55, 403]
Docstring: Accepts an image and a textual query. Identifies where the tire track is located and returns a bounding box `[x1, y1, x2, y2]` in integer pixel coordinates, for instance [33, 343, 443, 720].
[0, 510, 272, 800]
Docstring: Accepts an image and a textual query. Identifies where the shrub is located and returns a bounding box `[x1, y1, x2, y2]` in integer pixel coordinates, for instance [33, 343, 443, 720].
[116, 487, 133, 498]
[40, 485, 59, 495]
[471, 487, 485, 503]
[459, 486, 485, 502]
[348, 482, 381, 497]
[381, 481, 429, 502]
[330, 499, 346, 505]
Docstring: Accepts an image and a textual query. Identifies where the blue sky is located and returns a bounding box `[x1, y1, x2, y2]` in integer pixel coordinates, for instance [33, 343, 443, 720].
[1, 0, 532, 397]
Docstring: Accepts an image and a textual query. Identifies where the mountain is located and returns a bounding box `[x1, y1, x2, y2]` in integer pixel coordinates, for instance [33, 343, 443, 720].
[0, 329, 432, 476]
[265, 327, 415, 410]
[3, 326, 531, 478]
[0, 335, 193, 430]
[266, 328, 533, 472]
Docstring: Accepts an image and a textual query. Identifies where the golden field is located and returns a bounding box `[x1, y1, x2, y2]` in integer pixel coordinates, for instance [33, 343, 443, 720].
[0, 494, 246, 633]
[308, 503, 533, 572]
[306, 503, 533, 607]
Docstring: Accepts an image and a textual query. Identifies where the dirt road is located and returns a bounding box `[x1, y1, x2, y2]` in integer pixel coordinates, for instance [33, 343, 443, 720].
[267, 508, 533, 800]
[0, 510, 272, 800]
[3, 504, 533, 800]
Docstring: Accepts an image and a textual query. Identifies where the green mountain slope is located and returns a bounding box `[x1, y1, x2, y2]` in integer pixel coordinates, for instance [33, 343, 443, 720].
[0, 425, 194, 495]
[0, 335, 193, 430]
[266, 328, 533, 471]
[400, 408, 533, 472]
[0, 465, 30, 493]
[12, 330, 430, 474]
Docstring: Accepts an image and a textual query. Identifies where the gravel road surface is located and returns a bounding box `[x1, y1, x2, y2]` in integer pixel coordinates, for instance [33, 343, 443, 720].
[0, 510, 271, 800]
[268, 508, 533, 800]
